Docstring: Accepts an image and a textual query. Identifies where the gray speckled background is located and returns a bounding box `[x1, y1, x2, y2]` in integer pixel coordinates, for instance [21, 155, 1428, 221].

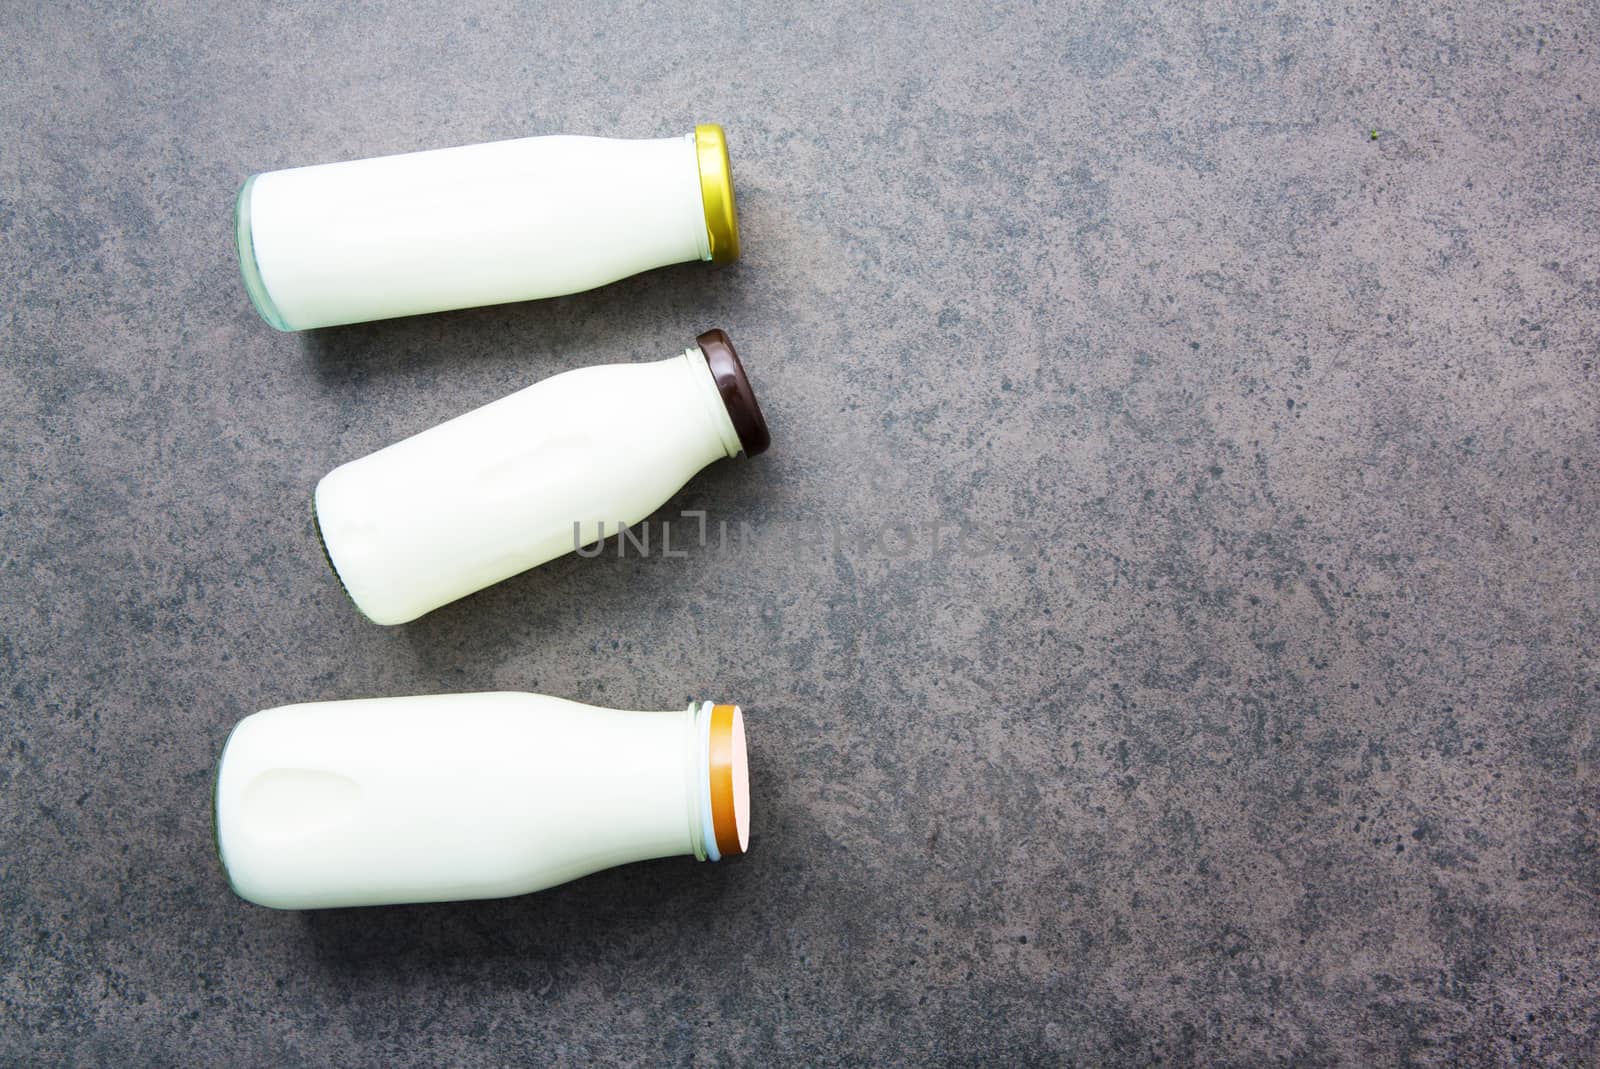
[2, 2, 1598, 1065]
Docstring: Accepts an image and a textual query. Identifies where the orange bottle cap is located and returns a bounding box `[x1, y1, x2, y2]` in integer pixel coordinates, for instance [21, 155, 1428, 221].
[708, 704, 749, 856]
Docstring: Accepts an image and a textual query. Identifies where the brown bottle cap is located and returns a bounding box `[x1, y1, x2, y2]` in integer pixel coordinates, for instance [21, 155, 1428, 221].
[697, 328, 770, 458]
[708, 703, 750, 856]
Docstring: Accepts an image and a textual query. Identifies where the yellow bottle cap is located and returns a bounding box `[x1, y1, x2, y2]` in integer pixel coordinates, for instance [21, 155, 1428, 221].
[694, 124, 741, 265]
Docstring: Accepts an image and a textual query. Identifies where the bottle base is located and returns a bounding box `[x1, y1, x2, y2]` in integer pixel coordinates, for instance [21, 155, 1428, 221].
[312, 494, 377, 623]
[234, 174, 293, 331]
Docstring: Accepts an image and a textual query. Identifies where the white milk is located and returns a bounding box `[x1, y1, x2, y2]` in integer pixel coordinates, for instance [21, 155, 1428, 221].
[235, 126, 740, 330]
[313, 330, 769, 625]
[214, 692, 751, 910]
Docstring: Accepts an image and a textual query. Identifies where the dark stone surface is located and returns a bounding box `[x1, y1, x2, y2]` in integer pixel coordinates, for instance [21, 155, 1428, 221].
[2, 2, 1597, 1065]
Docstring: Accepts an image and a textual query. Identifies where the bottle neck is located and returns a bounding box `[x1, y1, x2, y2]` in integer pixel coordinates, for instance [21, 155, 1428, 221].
[686, 701, 717, 860]
[574, 699, 736, 867]
[512, 698, 738, 870]
[683, 700, 750, 863]
[681, 132, 714, 263]
[680, 347, 746, 460]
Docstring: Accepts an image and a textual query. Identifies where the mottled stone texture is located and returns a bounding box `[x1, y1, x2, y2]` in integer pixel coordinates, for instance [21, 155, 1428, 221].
[1, 1, 1597, 1065]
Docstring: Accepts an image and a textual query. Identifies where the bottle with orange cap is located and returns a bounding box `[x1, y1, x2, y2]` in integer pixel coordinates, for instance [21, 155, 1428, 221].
[213, 691, 751, 909]
[235, 124, 740, 330]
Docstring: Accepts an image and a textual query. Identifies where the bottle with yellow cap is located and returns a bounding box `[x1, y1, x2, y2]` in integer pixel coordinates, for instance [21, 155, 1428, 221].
[235, 124, 740, 330]
[213, 692, 751, 909]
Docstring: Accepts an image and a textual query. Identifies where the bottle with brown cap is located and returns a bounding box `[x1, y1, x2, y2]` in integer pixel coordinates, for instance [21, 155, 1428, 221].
[214, 692, 751, 909]
[236, 124, 740, 330]
[313, 328, 770, 624]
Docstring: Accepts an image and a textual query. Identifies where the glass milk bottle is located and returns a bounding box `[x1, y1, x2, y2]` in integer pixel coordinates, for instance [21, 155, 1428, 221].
[235, 124, 740, 330]
[313, 328, 769, 625]
[214, 693, 751, 909]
